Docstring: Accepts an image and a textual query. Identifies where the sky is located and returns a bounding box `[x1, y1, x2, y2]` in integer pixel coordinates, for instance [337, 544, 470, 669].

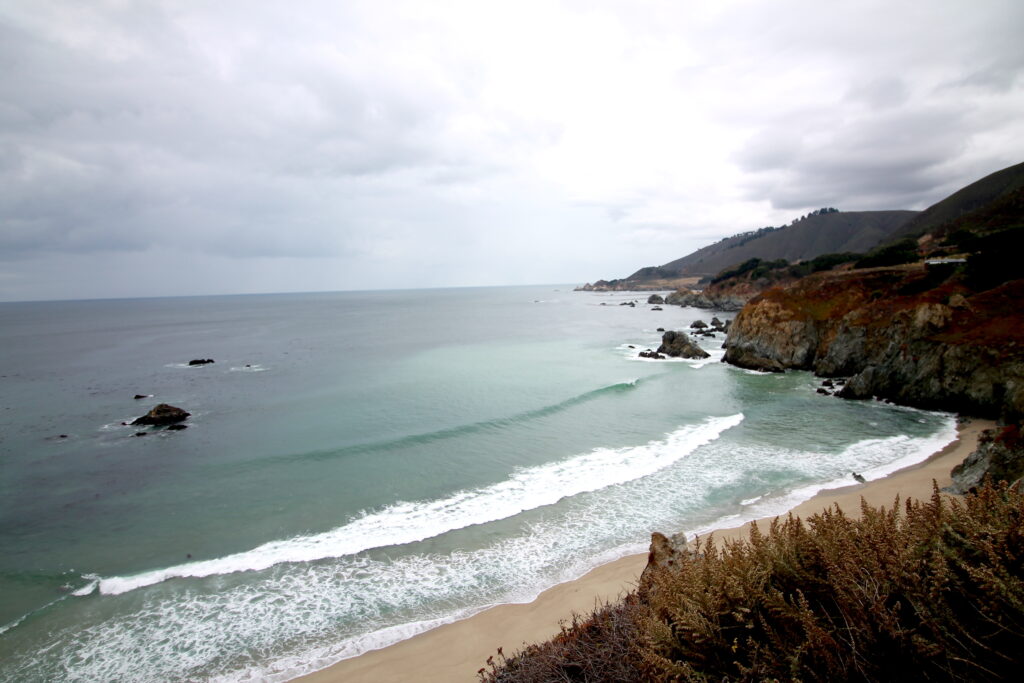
[1, 0, 1023, 301]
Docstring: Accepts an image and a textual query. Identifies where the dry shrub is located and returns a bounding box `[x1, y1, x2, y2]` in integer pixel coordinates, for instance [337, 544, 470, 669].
[482, 483, 1024, 682]
[478, 597, 647, 682]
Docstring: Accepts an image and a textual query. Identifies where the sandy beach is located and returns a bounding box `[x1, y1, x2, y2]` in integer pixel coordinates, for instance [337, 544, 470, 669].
[300, 417, 994, 683]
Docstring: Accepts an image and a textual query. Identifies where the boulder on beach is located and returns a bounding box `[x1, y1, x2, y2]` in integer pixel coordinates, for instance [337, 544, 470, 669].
[132, 404, 190, 426]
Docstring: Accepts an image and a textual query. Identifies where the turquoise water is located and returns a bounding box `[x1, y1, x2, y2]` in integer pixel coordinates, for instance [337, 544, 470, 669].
[0, 286, 954, 681]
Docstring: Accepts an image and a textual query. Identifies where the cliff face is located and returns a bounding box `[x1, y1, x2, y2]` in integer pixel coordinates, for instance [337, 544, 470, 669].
[723, 265, 1024, 420]
[665, 278, 773, 311]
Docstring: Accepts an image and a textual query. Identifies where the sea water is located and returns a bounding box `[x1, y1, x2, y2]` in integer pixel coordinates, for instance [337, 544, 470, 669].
[0, 286, 955, 681]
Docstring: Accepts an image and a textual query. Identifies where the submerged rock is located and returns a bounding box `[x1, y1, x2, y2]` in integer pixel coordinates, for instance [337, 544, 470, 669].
[132, 404, 190, 426]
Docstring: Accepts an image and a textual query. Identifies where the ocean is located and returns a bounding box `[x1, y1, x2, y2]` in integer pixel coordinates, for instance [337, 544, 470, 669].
[0, 286, 956, 682]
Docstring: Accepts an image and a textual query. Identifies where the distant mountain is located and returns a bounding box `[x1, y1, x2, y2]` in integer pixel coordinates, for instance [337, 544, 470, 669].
[893, 160, 1024, 240]
[621, 210, 917, 284]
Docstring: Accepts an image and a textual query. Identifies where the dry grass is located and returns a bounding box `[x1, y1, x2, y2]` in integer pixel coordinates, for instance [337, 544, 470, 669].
[481, 483, 1024, 682]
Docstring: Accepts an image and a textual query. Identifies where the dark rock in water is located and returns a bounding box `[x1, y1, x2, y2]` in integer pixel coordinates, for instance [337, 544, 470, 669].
[627, 344, 636, 349]
[647, 294, 665, 304]
[59, 434, 68, 438]
[651, 306, 663, 311]
[822, 379, 834, 388]
[690, 320, 708, 329]
[166, 424, 189, 431]
[639, 349, 665, 360]
[134, 432, 148, 437]
[657, 330, 710, 359]
[946, 425, 1024, 494]
[188, 358, 215, 366]
[132, 404, 190, 426]
[816, 387, 831, 395]
[657, 327, 665, 332]
[710, 316, 725, 330]
[619, 301, 636, 307]
[134, 394, 147, 400]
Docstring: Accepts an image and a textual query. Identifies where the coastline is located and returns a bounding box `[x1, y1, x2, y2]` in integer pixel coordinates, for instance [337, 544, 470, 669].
[298, 416, 995, 683]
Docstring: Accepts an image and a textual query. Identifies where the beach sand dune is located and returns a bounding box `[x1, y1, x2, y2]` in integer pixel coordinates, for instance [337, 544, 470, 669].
[300, 418, 994, 683]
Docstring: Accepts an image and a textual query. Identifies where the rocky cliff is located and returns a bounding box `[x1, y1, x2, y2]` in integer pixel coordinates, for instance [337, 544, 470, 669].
[722, 264, 1024, 421]
[946, 424, 1024, 493]
[665, 277, 771, 311]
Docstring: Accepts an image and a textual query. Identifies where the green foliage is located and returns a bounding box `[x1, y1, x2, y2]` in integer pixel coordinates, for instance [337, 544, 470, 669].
[855, 238, 920, 268]
[482, 483, 1024, 682]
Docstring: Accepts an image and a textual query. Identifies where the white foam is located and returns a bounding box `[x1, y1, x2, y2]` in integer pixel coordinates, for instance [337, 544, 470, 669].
[12, 414, 961, 683]
[71, 574, 100, 596]
[690, 414, 958, 537]
[97, 414, 745, 596]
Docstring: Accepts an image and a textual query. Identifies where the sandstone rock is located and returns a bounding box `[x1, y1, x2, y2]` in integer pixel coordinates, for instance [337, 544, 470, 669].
[657, 330, 710, 359]
[132, 404, 190, 426]
[639, 531, 693, 595]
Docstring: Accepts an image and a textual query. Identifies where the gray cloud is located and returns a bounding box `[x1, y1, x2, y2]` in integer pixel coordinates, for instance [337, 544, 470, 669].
[1, 1, 1023, 300]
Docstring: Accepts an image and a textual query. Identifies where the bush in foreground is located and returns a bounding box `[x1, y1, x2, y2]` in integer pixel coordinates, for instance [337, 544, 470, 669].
[480, 483, 1024, 682]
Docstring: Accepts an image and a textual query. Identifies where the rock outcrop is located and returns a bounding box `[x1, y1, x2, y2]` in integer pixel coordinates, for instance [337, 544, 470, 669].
[657, 331, 710, 359]
[132, 404, 191, 426]
[665, 277, 768, 311]
[723, 265, 1024, 420]
[647, 294, 665, 304]
[639, 531, 691, 595]
[946, 424, 1024, 494]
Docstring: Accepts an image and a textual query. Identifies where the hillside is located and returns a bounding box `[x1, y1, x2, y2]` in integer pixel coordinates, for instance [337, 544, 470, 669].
[640, 210, 917, 280]
[893, 160, 1024, 239]
[578, 210, 917, 291]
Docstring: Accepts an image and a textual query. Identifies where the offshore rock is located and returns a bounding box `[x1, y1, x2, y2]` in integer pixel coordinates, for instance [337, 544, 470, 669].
[723, 266, 1024, 420]
[656, 331, 710, 359]
[946, 425, 1024, 494]
[647, 294, 665, 304]
[132, 404, 190, 426]
[189, 358, 215, 366]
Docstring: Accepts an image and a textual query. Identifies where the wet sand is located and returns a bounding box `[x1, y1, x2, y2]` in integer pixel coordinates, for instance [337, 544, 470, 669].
[300, 418, 993, 683]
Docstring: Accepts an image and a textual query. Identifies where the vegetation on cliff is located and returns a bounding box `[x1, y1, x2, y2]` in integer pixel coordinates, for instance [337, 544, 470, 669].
[480, 483, 1024, 682]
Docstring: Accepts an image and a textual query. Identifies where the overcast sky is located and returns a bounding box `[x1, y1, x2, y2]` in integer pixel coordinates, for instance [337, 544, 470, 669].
[2, 0, 1023, 301]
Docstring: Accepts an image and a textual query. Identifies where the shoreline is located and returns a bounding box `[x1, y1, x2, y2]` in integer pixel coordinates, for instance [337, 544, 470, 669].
[298, 416, 994, 683]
